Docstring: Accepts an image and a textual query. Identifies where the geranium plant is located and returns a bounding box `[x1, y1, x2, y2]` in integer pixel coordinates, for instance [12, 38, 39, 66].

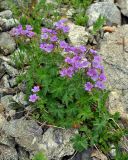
[11, 19, 126, 155]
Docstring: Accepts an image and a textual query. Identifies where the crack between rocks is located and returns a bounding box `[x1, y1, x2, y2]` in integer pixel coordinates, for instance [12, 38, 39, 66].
[103, 59, 128, 75]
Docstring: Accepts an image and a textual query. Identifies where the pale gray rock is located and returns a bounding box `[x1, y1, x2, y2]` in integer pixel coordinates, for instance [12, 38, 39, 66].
[0, 113, 6, 129]
[0, 32, 16, 55]
[0, 10, 12, 19]
[86, 2, 121, 26]
[18, 146, 29, 160]
[2, 62, 18, 76]
[9, 77, 17, 87]
[66, 8, 76, 19]
[2, 75, 10, 88]
[0, 144, 18, 160]
[96, 0, 114, 2]
[68, 22, 90, 46]
[117, 0, 128, 17]
[0, 55, 14, 66]
[2, 118, 43, 151]
[0, 0, 8, 11]
[72, 149, 92, 160]
[100, 25, 128, 120]
[1, 95, 14, 111]
[0, 131, 15, 147]
[39, 127, 77, 160]
[0, 18, 19, 31]
[12, 92, 28, 106]
[0, 59, 6, 78]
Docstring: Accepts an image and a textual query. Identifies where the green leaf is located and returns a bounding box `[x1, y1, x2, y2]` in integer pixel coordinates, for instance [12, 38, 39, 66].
[78, 106, 93, 121]
[72, 134, 88, 152]
[33, 152, 47, 160]
[92, 15, 106, 34]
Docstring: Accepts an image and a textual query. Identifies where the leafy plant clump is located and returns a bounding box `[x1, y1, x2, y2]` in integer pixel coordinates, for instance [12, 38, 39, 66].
[33, 152, 47, 160]
[11, 20, 126, 156]
[61, 0, 93, 26]
[10, 1, 127, 158]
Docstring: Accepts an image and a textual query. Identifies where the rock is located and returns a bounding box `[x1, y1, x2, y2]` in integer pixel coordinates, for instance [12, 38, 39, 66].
[100, 25, 128, 120]
[0, 59, 6, 78]
[86, 2, 121, 26]
[117, 0, 128, 17]
[2, 62, 18, 76]
[0, 87, 20, 97]
[1, 95, 14, 111]
[66, 8, 76, 19]
[0, 10, 12, 19]
[17, 146, 29, 160]
[2, 118, 43, 151]
[0, 113, 6, 129]
[2, 75, 10, 88]
[0, 55, 14, 66]
[0, 144, 18, 160]
[9, 77, 17, 87]
[13, 92, 28, 106]
[72, 148, 92, 160]
[0, 32, 16, 55]
[0, 0, 8, 11]
[91, 149, 108, 160]
[109, 144, 116, 158]
[39, 127, 77, 160]
[96, 0, 114, 2]
[46, 0, 57, 5]
[0, 103, 4, 113]
[0, 131, 15, 147]
[68, 22, 90, 45]
[0, 18, 19, 31]
[8, 109, 16, 117]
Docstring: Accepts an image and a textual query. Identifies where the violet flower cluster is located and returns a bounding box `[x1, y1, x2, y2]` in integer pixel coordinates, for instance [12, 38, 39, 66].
[59, 44, 106, 91]
[29, 86, 40, 102]
[12, 19, 106, 94]
[39, 19, 106, 92]
[11, 25, 35, 38]
[40, 19, 69, 53]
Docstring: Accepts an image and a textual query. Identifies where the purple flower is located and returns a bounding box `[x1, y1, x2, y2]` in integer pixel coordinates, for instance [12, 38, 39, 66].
[11, 24, 35, 38]
[90, 49, 97, 55]
[80, 59, 90, 68]
[99, 73, 107, 82]
[65, 57, 72, 64]
[94, 55, 102, 62]
[41, 33, 49, 39]
[85, 82, 93, 92]
[95, 81, 105, 90]
[79, 46, 87, 53]
[60, 68, 67, 77]
[42, 28, 52, 33]
[40, 43, 54, 53]
[92, 61, 101, 69]
[29, 94, 38, 102]
[50, 35, 58, 42]
[66, 67, 74, 77]
[62, 26, 70, 33]
[87, 68, 99, 81]
[60, 67, 74, 78]
[11, 25, 23, 36]
[58, 19, 67, 23]
[26, 31, 35, 38]
[26, 25, 33, 31]
[54, 19, 67, 27]
[55, 19, 69, 33]
[32, 86, 40, 92]
[59, 41, 68, 49]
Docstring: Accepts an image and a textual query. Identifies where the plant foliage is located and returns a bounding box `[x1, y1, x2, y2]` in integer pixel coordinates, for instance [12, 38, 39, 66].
[8, 0, 127, 158]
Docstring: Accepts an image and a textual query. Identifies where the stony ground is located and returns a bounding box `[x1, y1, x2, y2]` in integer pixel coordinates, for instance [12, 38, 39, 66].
[0, 0, 128, 159]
